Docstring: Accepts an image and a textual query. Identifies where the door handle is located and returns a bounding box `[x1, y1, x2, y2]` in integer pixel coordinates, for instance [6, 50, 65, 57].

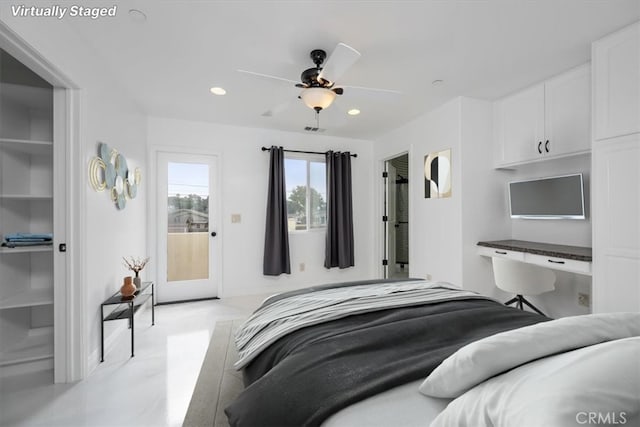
[537, 141, 543, 154]
[545, 140, 550, 153]
[210, 232, 217, 237]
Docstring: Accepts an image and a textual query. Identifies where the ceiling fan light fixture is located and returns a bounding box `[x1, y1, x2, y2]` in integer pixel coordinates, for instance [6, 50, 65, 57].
[300, 87, 336, 111]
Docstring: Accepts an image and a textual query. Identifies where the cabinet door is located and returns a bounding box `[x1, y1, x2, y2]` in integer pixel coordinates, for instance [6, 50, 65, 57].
[593, 22, 640, 141]
[544, 64, 591, 158]
[494, 83, 545, 166]
[592, 136, 640, 313]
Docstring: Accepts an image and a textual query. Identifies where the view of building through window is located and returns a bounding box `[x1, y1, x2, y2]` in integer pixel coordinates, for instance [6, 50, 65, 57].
[166, 162, 209, 282]
[285, 156, 326, 231]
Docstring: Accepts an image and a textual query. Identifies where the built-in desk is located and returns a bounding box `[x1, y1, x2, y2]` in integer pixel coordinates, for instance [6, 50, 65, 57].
[477, 240, 592, 276]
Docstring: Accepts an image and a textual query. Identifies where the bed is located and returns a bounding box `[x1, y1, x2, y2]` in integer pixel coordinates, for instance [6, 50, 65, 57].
[224, 279, 640, 427]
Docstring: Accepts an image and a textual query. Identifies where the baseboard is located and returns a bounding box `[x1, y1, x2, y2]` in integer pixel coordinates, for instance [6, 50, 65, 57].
[156, 297, 219, 306]
[0, 359, 53, 378]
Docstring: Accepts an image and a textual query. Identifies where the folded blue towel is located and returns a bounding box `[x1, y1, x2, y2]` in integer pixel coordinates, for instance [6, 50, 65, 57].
[4, 233, 53, 241]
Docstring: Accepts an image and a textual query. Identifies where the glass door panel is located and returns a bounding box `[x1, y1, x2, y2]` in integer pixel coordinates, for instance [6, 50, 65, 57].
[167, 162, 209, 282]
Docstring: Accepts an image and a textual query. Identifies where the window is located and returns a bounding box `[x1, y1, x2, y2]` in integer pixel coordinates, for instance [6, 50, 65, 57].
[285, 155, 326, 231]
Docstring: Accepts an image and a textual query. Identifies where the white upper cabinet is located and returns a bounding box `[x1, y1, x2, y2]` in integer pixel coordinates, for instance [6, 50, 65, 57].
[494, 83, 545, 165]
[494, 64, 591, 167]
[544, 65, 591, 156]
[593, 22, 640, 141]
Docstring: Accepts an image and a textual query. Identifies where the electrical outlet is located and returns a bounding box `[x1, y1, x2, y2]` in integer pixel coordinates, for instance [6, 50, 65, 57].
[231, 214, 241, 223]
[425, 273, 432, 281]
[578, 293, 590, 307]
[299, 262, 305, 272]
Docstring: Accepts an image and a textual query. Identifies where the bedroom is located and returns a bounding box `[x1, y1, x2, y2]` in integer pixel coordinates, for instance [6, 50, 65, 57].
[0, 1, 638, 426]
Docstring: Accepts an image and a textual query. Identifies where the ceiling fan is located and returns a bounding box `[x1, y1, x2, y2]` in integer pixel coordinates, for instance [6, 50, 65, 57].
[238, 43, 399, 118]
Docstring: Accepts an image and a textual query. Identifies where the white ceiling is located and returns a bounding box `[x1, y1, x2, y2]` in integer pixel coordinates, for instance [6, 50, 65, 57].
[63, 0, 639, 139]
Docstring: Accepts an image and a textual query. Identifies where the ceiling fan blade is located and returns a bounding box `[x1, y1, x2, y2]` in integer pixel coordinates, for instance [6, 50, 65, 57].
[261, 98, 295, 117]
[341, 84, 402, 95]
[237, 69, 300, 85]
[318, 43, 361, 84]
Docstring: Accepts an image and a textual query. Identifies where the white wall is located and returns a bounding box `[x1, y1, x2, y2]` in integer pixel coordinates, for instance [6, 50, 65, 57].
[147, 117, 376, 298]
[375, 96, 590, 318]
[374, 97, 507, 293]
[3, 16, 149, 370]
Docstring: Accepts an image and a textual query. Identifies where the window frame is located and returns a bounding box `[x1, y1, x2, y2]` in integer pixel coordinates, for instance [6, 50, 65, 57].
[284, 152, 327, 233]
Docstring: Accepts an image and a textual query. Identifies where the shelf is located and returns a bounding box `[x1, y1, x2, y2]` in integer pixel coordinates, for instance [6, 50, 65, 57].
[0, 194, 53, 200]
[0, 326, 53, 366]
[0, 288, 53, 310]
[0, 138, 53, 155]
[103, 294, 152, 321]
[0, 246, 53, 254]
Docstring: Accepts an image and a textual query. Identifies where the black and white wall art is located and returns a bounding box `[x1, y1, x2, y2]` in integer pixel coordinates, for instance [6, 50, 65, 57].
[424, 148, 451, 199]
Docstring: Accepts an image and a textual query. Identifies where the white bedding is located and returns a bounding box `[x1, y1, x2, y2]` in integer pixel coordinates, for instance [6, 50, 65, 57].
[431, 337, 640, 427]
[420, 312, 640, 398]
[322, 380, 451, 427]
[322, 313, 640, 427]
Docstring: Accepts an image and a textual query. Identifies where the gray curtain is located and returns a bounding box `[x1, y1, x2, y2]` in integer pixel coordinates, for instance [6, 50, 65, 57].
[263, 146, 291, 275]
[325, 151, 354, 269]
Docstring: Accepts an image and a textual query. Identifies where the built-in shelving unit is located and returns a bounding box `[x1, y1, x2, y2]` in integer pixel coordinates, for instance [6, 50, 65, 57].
[0, 48, 55, 375]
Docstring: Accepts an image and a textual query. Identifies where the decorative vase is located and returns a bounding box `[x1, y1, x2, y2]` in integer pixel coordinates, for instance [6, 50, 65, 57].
[133, 275, 141, 289]
[120, 276, 136, 297]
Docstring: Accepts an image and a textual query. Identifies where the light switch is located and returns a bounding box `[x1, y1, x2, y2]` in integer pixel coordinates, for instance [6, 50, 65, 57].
[231, 214, 241, 223]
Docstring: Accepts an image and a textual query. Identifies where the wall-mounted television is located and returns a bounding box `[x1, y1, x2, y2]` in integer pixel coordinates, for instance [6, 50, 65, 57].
[509, 173, 586, 219]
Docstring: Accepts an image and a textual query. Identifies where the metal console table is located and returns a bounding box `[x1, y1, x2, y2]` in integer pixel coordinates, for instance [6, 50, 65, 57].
[100, 281, 154, 362]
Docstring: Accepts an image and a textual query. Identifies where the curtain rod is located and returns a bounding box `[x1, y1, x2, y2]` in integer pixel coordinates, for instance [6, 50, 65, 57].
[261, 146, 357, 158]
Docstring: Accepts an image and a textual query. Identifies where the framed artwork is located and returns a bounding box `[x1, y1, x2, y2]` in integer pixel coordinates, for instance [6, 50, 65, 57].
[424, 148, 451, 198]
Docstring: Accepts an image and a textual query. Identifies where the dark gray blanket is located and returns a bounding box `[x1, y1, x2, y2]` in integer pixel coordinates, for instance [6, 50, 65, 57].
[225, 297, 548, 426]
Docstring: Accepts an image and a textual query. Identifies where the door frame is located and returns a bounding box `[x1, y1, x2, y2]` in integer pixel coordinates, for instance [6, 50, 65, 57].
[0, 21, 83, 382]
[378, 150, 411, 279]
[148, 146, 223, 302]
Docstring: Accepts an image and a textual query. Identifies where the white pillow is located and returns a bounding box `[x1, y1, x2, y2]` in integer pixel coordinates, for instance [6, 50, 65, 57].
[419, 312, 640, 398]
[430, 337, 640, 427]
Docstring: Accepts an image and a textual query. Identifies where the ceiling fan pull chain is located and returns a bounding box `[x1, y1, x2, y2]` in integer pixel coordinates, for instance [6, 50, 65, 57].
[316, 110, 320, 128]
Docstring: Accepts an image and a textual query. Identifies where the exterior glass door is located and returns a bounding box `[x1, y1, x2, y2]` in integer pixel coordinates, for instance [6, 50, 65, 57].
[157, 152, 218, 303]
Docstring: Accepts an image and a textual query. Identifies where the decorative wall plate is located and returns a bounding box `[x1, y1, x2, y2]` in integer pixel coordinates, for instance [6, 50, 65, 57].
[89, 142, 142, 210]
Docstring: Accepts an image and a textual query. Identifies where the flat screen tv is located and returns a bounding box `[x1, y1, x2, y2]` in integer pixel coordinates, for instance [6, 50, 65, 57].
[509, 173, 585, 219]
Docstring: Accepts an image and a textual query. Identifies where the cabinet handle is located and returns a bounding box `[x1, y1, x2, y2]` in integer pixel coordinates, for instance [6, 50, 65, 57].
[548, 259, 565, 264]
[495, 250, 508, 255]
[537, 141, 543, 154]
[545, 140, 550, 153]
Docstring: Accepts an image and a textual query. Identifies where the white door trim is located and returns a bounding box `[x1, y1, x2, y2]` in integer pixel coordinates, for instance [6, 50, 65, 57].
[378, 149, 412, 280]
[0, 21, 84, 382]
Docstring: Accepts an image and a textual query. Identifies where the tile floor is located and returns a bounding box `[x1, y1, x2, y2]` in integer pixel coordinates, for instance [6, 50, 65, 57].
[0, 295, 266, 427]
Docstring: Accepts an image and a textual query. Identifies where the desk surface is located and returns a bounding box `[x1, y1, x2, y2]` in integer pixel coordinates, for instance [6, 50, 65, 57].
[477, 240, 592, 262]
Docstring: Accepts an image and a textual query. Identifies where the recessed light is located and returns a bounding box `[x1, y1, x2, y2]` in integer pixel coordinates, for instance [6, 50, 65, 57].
[347, 108, 360, 116]
[210, 87, 226, 96]
[432, 79, 444, 86]
[128, 9, 147, 22]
